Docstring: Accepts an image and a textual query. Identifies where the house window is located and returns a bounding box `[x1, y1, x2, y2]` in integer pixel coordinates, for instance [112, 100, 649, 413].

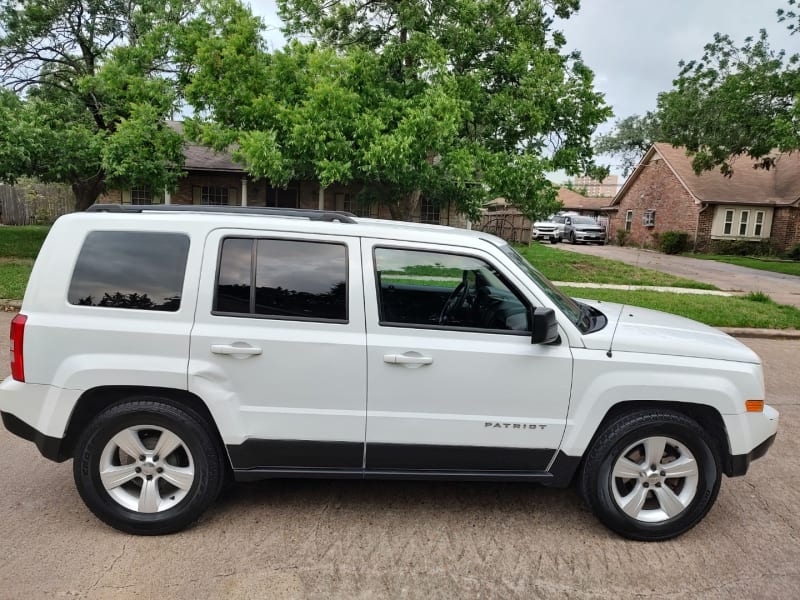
[202, 186, 229, 206]
[723, 210, 734, 235]
[739, 211, 749, 236]
[754, 211, 764, 236]
[643, 210, 656, 227]
[339, 193, 373, 217]
[625, 210, 633, 232]
[420, 197, 440, 225]
[714, 206, 772, 239]
[130, 186, 152, 205]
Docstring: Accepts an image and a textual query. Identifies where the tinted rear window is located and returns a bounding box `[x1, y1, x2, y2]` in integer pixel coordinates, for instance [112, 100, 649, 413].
[215, 238, 348, 322]
[68, 231, 190, 311]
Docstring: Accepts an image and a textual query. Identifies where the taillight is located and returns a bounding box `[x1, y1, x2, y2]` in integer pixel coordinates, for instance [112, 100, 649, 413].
[10, 313, 27, 382]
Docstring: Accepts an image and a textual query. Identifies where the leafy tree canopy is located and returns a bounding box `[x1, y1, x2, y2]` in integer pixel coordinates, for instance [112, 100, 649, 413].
[0, 0, 194, 209]
[594, 113, 661, 176]
[186, 0, 611, 220]
[657, 28, 799, 176]
[603, 3, 800, 177]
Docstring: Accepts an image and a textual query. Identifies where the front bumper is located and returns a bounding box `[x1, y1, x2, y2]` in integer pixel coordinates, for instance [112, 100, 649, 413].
[722, 405, 779, 476]
[725, 433, 776, 477]
[574, 232, 606, 242]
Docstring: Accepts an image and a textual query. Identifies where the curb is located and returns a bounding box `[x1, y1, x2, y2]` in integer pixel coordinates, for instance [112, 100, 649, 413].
[720, 327, 800, 340]
[0, 300, 21, 312]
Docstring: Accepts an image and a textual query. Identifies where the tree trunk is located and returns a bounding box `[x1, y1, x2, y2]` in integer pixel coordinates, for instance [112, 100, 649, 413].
[387, 189, 422, 221]
[72, 179, 106, 211]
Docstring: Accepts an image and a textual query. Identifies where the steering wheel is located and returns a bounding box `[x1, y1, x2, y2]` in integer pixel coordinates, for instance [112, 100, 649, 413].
[438, 272, 471, 325]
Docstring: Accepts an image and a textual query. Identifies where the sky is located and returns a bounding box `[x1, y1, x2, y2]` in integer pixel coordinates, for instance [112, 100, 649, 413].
[247, 0, 796, 178]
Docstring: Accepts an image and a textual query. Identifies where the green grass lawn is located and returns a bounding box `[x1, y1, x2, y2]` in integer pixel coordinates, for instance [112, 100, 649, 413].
[0, 226, 50, 259]
[518, 243, 717, 290]
[562, 287, 800, 330]
[0, 261, 34, 300]
[685, 254, 800, 277]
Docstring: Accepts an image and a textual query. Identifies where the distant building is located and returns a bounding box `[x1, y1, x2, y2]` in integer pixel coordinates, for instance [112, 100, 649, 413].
[573, 175, 619, 197]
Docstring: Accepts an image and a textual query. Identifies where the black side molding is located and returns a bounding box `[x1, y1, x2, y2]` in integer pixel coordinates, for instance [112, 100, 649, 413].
[1, 412, 69, 462]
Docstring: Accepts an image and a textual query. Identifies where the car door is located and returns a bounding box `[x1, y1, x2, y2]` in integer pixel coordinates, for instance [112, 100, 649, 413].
[189, 229, 367, 473]
[361, 239, 573, 473]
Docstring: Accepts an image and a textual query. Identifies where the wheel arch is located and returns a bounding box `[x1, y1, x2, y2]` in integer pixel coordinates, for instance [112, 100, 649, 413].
[570, 400, 732, 478]
[62, 386, 230, 470]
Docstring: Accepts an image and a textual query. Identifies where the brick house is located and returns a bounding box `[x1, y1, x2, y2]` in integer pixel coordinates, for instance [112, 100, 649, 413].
[100, 123, 468, 227]
[609, 143, 800, 251]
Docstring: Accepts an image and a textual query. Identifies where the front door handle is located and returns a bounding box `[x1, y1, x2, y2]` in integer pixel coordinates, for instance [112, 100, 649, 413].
[211, 344, 262, 357]
[383, 353, 433, 366]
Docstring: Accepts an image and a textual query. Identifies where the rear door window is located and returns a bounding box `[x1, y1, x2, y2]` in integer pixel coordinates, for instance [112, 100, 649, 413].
[68, 231, 190, 311]
[214, 238, 348, 322]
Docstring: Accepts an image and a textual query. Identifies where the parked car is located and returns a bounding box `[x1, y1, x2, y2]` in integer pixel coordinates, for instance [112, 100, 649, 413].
[552, 213, 607, 244]
[0, 204, 777, 540]
[532, 217, 560, 243]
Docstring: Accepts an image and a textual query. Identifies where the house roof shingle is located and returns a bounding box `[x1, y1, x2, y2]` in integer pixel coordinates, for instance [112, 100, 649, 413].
[615, 143, 800, 207]
[557, 187, 613, 210]
[168, 121, 245, 173]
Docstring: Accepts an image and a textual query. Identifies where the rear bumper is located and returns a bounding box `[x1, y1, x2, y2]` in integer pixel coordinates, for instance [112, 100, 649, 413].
[1, 411, 68, 462]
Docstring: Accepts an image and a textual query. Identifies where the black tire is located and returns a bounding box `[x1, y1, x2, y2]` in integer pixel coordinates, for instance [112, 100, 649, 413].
[569, 231, 579, 244]
[578, 410, 721, 541]
[73, 398, 225, 535]
[549, 237, 558, 244]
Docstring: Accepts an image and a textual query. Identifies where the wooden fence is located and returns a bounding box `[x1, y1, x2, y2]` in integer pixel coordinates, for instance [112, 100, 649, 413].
[478, 210, 532, 244]
[0, 182, 73, 225]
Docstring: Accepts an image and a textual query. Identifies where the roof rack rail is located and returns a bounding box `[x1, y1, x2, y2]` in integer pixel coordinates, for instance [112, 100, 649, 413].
[86, 203, 357, 224]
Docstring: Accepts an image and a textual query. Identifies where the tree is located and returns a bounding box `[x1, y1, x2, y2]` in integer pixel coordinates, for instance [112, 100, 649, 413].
[594, 113, 661, 176]
[186, 0, 611, 221]
[0, 0, 193, 209]
[653, 3, 800, 176]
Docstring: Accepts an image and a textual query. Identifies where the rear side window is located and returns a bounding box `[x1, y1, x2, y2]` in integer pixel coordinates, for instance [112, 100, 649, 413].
[68, 231, 190, 311]
[215, 238, 348, 322]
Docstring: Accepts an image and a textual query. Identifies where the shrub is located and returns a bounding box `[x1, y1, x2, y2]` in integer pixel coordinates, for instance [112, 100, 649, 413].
[710, 239, 776, 257]
[659, 231, 690, 255]
[615, 229, 629, 247]
[787, 244, 800, 261]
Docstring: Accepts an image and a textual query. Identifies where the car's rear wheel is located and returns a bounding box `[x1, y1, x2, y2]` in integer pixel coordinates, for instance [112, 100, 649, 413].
[73, 398, 225, 535]
[578, 410, 721, 541]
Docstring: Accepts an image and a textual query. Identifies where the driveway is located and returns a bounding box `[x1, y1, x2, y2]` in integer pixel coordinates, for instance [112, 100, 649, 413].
[561, 243, 800, 308]
[0, 311, 798, 598]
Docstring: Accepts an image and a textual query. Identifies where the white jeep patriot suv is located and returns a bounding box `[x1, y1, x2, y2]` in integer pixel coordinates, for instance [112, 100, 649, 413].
[0, 204, 778, 540]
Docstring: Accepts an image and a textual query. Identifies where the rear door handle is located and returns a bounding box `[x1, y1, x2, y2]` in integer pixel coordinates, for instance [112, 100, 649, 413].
[383, 353, 433, 366]
[211, 344, 262, 357]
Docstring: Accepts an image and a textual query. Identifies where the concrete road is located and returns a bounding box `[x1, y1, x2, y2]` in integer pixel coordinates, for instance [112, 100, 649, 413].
[559, 243, 800, 308]
[0, 313, 798, 599]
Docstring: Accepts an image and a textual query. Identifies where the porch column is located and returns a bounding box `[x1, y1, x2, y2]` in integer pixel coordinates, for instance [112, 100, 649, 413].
[164, 188, 171, 205]
[241, 177, 248, 206]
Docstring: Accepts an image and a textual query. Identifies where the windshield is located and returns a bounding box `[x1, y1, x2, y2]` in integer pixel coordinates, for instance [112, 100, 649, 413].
[572, 217, 597, 225]
[500, 244, 587, 329]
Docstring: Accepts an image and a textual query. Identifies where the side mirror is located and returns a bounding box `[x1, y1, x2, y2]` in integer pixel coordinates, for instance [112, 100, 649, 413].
[530, 307, 559, 345]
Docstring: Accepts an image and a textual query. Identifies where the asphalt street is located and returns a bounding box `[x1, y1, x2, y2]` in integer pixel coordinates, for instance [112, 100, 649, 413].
[0, 311, 797, 599]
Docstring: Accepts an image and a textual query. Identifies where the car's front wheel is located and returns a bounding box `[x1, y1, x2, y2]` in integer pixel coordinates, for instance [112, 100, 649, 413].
[578, 410, 721, 541]
[73, 398, 225, 535]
